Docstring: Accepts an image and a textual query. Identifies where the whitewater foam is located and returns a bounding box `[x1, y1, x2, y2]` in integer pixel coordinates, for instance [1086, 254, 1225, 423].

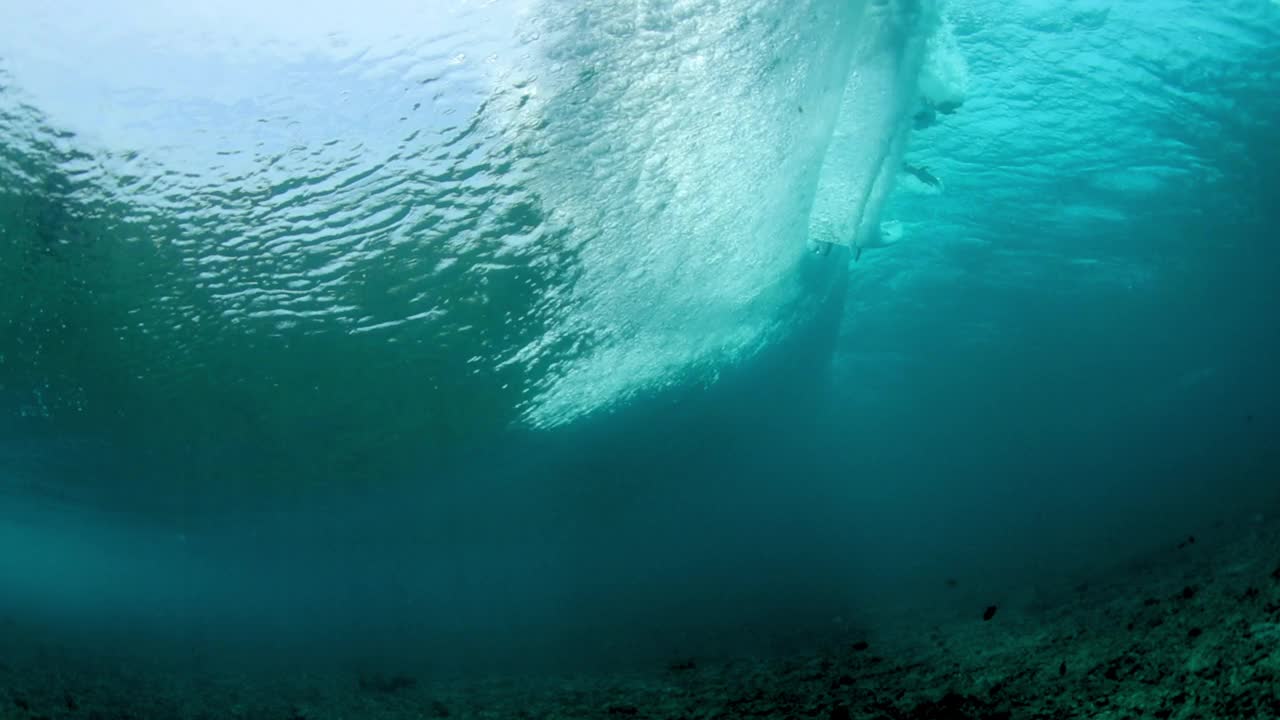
[806, 0, 944, 257]
[520, 0, 954, 427]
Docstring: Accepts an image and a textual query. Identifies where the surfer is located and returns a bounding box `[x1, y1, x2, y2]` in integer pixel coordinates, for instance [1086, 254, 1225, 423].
[852, 220, 904, 263]
[902, 163, 942, 189]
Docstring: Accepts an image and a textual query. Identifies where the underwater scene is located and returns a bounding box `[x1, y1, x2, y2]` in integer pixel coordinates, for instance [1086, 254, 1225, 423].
[1, 0, 1279, 717]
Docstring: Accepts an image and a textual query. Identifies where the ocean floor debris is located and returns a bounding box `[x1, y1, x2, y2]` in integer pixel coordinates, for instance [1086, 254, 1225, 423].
[0, 509, 1278, 719]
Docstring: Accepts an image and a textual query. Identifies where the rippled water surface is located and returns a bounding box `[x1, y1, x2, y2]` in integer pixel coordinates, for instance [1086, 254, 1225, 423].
[1, 2, 872, 510]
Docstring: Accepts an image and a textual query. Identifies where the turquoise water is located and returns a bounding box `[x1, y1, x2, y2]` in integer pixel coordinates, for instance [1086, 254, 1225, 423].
[1, 0, 1278, 673]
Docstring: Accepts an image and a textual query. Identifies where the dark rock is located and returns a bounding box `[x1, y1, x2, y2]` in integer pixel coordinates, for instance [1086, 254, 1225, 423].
[357, 673, 417, 694]
[829, 704, 852, 720]
[1244, 587, 1261, 600]
[909, 692, 1008, 720]
[983, 605, 998, 621]
[832, 675, 855, 689]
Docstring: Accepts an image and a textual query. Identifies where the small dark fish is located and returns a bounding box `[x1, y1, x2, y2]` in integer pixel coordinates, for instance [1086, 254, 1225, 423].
[1059, 661, 1067, 677]
[983, 605, 998, 621]
[851, 640, 870, 652]
[945, 578, 959, 589]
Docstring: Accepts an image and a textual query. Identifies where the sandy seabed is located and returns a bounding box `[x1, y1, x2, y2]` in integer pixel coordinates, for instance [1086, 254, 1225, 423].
[3, 503, 1278, 720]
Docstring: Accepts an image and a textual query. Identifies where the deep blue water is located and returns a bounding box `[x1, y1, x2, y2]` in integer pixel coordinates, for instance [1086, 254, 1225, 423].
[1, 0, 1278, 675]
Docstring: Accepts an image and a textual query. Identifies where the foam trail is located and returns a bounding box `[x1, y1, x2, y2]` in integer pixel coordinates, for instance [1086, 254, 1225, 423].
[513, 1, 872, 428]
[518, 0, 956, 427]
[808, 0, 939, 254]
